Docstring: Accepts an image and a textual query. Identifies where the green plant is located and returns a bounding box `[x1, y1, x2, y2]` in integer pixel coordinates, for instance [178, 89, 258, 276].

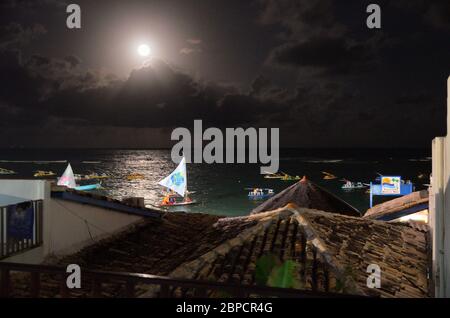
[255, 253, 302, 289]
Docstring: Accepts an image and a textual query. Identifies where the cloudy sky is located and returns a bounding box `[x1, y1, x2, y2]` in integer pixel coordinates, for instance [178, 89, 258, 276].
[0, 0, 449, 148]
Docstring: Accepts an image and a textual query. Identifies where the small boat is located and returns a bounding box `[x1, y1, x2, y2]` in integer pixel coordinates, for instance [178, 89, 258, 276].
[322, 171, 337, 180]
[247, 188, 275, 200]
[0, 168, 16, 175]
[341, 181, 366, 190]
[127, 173, 145, 180]
[74, 183, 102, 191]
[158, 156, 197, 207]
[263, 171, 288, 179]
[76, 173, 109, 180]
[57, 163, 100, 192]
[34, 170, 56, 177]
[281, 174, 301, 181]
[160, 192, 197, 206]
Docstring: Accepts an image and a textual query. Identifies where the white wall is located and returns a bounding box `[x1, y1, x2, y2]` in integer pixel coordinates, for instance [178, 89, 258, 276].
[431, 76, 450, 297]
[0, 179, 48, 201]
[1, 180, 143, 264]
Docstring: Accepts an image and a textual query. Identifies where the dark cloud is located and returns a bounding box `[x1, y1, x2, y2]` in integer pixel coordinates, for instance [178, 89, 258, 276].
[395, 92, 434, 106]
[259, 0, 382, 77]
[268, 35, 376, 75]
[257, 0, 344, 40]
[0, 0, 67, 9]
[0, 1, 448, 148]
[0, 41, 288, 130]
[425, 1, 450, 31]
[0, 23, 46, 49]
[390, 0, 450, 31]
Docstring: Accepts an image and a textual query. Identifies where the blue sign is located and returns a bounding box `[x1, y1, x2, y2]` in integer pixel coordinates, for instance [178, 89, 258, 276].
[370, 176, 414, 207]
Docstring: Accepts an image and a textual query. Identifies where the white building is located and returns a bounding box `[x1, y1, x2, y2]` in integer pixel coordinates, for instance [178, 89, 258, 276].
[0, 180, 160, 264]
[430, 76, 450, 297]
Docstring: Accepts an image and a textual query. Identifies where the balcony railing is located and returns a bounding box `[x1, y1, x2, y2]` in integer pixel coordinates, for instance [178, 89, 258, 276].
[0, 200, 43, 260]
[0, 262, 365, 298]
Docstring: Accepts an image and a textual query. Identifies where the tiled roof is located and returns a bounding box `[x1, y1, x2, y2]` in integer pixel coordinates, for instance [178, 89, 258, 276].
[165, 205, 429, 298]
[364, 190, 429, 221]
[10, 206, 430, 298]
[251, 177, 360, 216]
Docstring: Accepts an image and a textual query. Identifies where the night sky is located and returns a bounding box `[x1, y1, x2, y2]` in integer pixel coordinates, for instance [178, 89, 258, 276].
[0, 0, 449, 148]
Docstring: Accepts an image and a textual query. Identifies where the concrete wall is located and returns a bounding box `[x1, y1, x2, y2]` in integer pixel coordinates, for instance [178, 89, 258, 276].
[0, 179, 48, 201]
[430, 76, 450, 297]
[1, 180, 143, 264]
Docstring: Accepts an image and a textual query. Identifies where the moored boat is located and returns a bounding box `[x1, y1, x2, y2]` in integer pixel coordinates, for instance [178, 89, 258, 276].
[127, 173, 144, 180]
[247, 188, 275, 200]
[341, 181, 366, 190]
[281, 174, 301, 181]
[322, 171, 337, 180]
[34, 170, 56, 178]
[0, 167, 16, 175]
[263, 171, 287, 179]
[57, 163, 101, 191]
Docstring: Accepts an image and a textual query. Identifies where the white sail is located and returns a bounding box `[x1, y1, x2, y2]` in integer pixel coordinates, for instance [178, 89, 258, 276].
[158, 157, 187, 197]
[57, 163, 77, 189]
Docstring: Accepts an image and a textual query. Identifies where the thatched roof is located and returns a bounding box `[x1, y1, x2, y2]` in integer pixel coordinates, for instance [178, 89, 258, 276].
[364, 190, 429, 221]
[251, 176, 360, 217]
[10, 206, 430, 298]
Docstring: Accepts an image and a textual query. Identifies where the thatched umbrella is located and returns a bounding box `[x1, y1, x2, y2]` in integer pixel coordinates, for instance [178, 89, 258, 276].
[251, 176, 360, 216]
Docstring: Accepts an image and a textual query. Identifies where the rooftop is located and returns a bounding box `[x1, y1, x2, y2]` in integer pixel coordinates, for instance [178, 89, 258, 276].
[364, 190, 429, 221]
[251, 177, 360, 217]
[10, 204, 430, 298]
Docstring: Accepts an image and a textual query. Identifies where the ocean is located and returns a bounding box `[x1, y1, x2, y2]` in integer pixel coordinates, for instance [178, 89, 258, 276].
[0, 148, 431, 216]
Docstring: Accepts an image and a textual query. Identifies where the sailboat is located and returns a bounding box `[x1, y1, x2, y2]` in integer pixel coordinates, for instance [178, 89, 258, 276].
[57, 163, 102, 191]
[158, 156, 197, 207]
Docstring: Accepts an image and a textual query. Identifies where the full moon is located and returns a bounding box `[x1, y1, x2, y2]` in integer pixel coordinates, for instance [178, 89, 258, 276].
[137, 44, 151, 57]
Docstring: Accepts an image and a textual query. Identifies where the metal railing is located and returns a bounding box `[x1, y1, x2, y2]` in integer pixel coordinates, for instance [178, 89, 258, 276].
[0, 200, 43, 260]
[0, 262, 364, 298]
